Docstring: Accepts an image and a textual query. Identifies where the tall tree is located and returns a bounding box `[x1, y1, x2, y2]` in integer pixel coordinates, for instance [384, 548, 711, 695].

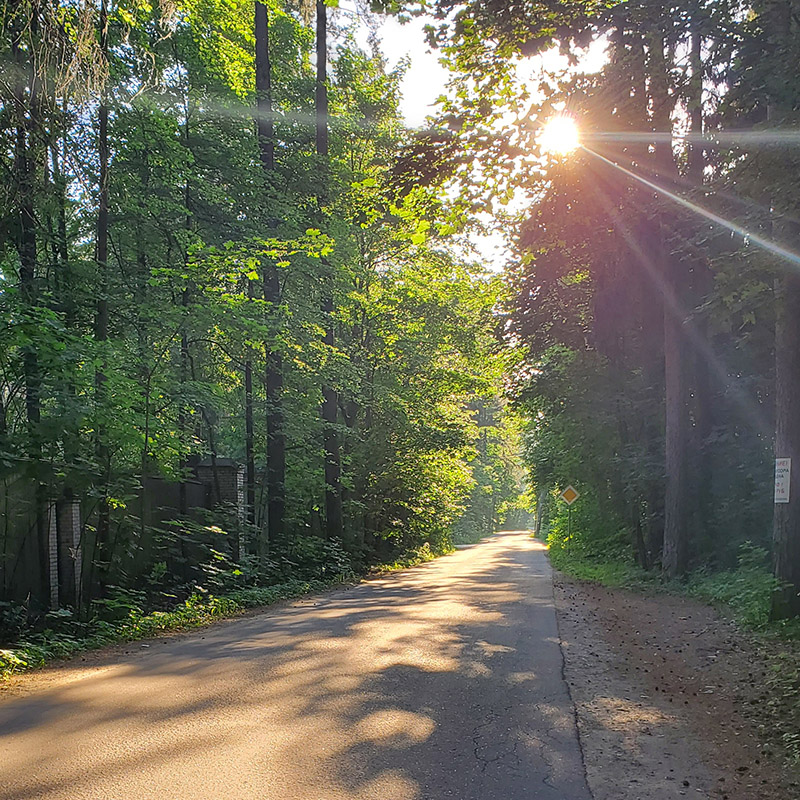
[10, 0, 47, 602]
[255, 0, 286, 549]
[766, 0, 800, 618]
[93, 0, 112, 590]
[316, 0, 343, 540]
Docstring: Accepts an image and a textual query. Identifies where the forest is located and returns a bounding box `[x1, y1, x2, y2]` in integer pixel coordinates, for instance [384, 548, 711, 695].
[0, 0, 528, 645]
[2, 0, 800, 661]
[499, 0, 800, 622]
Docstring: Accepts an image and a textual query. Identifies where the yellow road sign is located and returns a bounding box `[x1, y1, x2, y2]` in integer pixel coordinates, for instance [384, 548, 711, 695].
[560, 485, 580, 506]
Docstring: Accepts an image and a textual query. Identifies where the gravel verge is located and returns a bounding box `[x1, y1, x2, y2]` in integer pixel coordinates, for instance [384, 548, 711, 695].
[554, 572, 798, 800]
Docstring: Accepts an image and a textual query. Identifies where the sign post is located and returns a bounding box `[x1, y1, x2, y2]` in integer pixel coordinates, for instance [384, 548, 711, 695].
[775, 458, 792, 504]
[559, 486, 580, 551]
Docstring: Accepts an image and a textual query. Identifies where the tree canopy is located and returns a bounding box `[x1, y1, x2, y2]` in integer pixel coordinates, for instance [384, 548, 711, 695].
[2, 0, 800, 642]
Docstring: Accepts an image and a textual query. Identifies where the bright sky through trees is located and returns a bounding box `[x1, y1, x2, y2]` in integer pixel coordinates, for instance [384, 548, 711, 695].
[539, 115, 581, 156]
[368, 18, 608, 268]
[377, 16, 450, 128]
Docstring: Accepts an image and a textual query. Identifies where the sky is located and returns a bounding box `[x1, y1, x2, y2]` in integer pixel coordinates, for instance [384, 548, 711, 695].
[376, 16, 451, 128]
[369, 14, 512, 268]
[342, 7, 609, 270]
[375, 16, 608, 129]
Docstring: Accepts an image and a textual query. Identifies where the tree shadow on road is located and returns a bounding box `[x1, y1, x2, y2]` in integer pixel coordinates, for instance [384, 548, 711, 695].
[1, 535, 595, 800]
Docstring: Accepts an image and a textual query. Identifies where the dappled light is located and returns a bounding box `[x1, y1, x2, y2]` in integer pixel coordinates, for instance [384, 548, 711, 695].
[2, 0, 800, 795]
[1, 535, 589, 800]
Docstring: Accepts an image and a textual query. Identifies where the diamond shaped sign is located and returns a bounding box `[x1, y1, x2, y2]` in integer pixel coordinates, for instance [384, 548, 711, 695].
[560, 485, 580, 506]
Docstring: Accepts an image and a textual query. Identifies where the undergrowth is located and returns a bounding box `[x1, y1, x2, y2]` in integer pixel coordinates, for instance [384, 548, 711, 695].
[0, 579, 333, 682]
[366, 541, 445, 574]
[547, 547, 659, 592]
[0, 540, 454, 683]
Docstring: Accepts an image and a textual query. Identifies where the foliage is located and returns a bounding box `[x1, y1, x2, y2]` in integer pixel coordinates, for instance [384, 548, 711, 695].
[484, 0, 793, 592]
[283, 536, 354, 581]
[0, 0, 526, 624]
[686, 543, 779, 628]
[0, 530, 474, 682]
[550, 540, 790, 634]
[763, 650, 800, 768]
[0, 578, 333, 681]
[547, 543, 657, 592]
[366, 541, 440, 573]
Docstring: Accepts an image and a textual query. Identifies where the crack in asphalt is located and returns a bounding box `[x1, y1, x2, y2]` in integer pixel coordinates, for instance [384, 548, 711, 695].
[1, 533, 593, 800]
[553, 568, 596, 800]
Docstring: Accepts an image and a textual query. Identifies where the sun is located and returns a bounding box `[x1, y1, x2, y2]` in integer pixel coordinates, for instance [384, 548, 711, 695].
[539, 115, 581, 156]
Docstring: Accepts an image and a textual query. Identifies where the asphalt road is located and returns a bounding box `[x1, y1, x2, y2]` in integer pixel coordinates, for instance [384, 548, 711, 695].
[0, 532, 592, 800]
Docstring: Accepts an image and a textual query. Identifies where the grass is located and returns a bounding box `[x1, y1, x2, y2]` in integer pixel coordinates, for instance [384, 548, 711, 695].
[0, 578, 334, 682]
[0, 542, 457, 684]
[547, 547, 659, 591]
[546, 538, 800, 769]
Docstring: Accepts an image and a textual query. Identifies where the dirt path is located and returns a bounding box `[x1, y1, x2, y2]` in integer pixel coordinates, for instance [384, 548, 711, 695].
[555, 572, 799, 800]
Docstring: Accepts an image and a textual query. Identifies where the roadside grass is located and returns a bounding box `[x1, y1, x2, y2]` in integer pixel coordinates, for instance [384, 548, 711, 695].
[545, 537, 800, 769]
[0, 579, 335, 682]
[0, 541, 456, 684]
[547, 547, 659, 592]
[366, 541, 445, 574]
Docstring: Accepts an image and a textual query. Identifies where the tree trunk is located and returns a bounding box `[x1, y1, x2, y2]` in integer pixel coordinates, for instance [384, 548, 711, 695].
[256, 0, 285, 549]
[52, 138, 72, 323]
[661, 228, 689, 578]
[685, 18, 715, 552]
[771, 254, 800, 617]
[687, 24, 704, 185]
[767, 0, 800, 619]
[322, 297, 343, 540]
[255, 1, 275, 172]
[648, 29, 689, 578]
[12, 1, 48, 605]
[315, 0, 329, 159]
[179, 96, 194, 519]
[316, 0, 343, 540]
[179, 283, 190, 518]
[94, 0, 112, 594]
[264, 271, 286, 549]
[244, 293, 256, 528]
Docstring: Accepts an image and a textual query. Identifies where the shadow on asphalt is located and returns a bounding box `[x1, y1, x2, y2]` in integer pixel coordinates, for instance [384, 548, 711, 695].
[0, 533, 591, 800]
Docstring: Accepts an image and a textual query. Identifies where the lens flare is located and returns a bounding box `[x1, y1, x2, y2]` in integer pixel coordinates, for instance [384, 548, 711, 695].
[539, 115, 580, 156]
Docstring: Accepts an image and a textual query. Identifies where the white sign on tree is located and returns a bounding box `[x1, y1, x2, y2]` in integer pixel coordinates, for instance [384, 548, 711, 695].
[775, 458, 792, 504]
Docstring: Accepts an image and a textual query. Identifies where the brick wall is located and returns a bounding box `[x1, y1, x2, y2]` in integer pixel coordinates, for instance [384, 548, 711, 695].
[194, 462, 245, 513]
[58, 501, 82, 607]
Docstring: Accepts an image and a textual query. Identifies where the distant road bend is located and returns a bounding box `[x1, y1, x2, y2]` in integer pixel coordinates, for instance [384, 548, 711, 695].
[0, 532, 591, 800]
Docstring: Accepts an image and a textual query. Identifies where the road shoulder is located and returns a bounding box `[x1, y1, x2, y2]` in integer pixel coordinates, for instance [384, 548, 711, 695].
[554, 572, 796, 800]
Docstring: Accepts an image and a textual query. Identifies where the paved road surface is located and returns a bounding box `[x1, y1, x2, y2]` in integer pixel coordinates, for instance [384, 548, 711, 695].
[0, 532, 591, 800]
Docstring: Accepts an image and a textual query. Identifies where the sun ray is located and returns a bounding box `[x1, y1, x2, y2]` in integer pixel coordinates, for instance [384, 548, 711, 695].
[582, 145, 800, 272]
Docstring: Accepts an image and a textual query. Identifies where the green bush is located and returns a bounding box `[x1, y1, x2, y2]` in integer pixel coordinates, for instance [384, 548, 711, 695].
[283, 536, 354, 581]
[0, 578, 330, 681]
[686, 542, 778, 628]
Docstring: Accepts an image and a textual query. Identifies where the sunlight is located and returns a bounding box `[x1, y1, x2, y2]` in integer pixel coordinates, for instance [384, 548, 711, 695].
[539, 115, 581, 156]
[584, 145, 800, 271]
